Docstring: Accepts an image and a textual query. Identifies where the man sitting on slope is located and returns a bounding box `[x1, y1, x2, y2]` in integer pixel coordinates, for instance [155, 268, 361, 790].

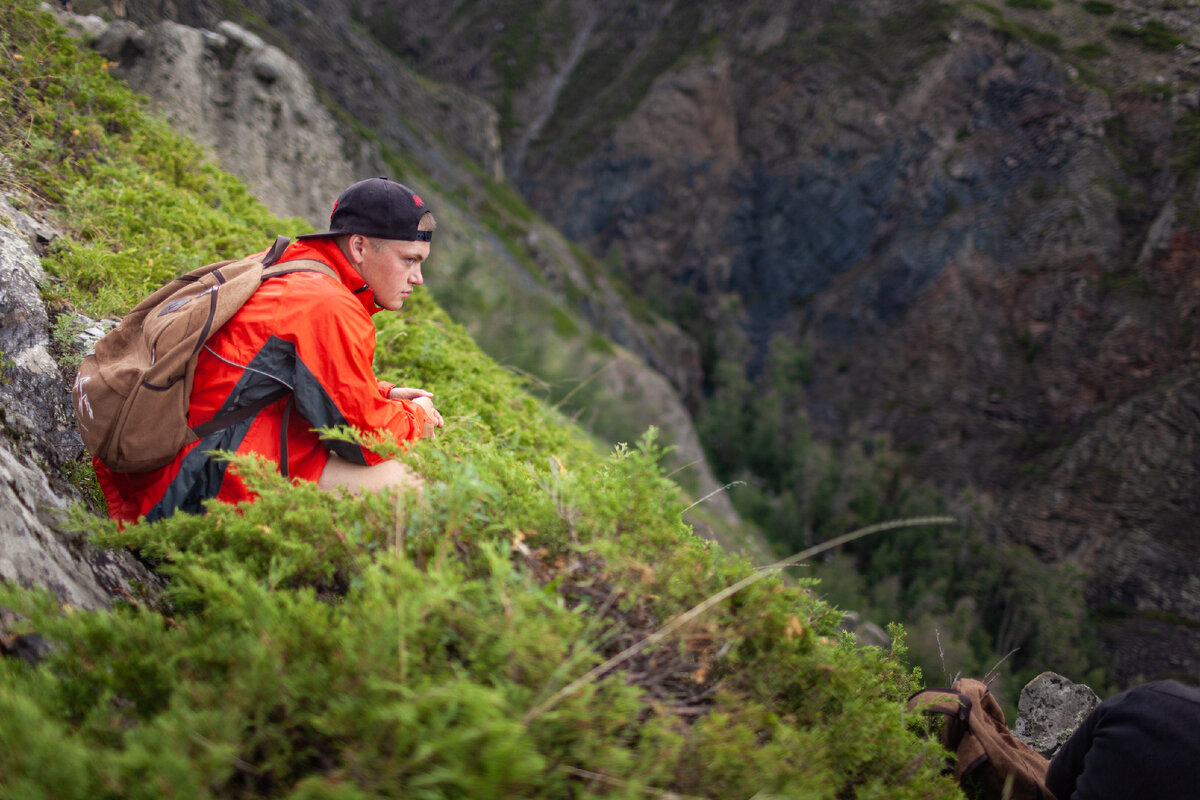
[95, 177, 444, 522]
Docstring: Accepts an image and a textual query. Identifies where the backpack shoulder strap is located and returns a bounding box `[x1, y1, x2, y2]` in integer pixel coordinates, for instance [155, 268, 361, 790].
[259, 234, 340, 283]
[262, 258, 340, 283]
[262, 234, 291, 266]
[190, 255, 339, 438]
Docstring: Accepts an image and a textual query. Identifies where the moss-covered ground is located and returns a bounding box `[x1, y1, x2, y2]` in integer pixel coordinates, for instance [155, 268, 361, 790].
[0, 2, 960, 796]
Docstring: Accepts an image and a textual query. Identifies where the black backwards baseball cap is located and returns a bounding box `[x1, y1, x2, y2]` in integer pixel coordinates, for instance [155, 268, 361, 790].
[297, 177, 433, 242]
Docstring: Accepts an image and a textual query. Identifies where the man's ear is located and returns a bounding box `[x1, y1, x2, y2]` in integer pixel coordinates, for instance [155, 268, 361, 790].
[346, 234, 368, 265]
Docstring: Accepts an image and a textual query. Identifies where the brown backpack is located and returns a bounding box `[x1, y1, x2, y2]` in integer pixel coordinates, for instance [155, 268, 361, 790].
[72, 236, 337, 473]
[908, 678, 1055, 800]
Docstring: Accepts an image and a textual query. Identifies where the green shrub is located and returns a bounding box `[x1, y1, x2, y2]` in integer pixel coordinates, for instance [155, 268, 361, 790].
[1173, 108, 1200, 181]
[1073, 42, 1111, 59]
[1005, 0, 1053, 9]
[1082, 0, 1116, 15]
[1108, 21, 1185, 53]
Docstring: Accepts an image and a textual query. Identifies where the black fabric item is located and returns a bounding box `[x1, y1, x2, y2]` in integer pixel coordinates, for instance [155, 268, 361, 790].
[227, 333, 361, 463]
[144, 337, 296, 521]
[296, 177, 432, 242]
[291, 353, 366, 465]
[146, 414, 254, 521]
[145, 331, 359, 521]
[279, 394, 294, 479]
[1045, 680, 1200, 800]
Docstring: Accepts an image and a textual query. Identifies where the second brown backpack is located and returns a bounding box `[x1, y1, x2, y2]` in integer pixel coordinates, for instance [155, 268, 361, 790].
[908, 678, 1055, 800]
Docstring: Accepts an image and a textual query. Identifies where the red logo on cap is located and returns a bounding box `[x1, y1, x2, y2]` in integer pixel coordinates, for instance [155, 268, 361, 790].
[413, 195, 424, 207]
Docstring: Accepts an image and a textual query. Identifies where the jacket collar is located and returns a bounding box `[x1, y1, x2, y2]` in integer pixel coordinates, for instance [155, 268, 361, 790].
[278, 237, 382, 315]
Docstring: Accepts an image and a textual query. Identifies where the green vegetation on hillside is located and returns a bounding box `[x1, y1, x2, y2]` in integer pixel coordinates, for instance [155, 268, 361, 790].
[1081, 0, 1116, 15]
[694, 331, 1109, 710]
[1072, 42, 1110, 59]
[777, 2, 956, 93]
[1108, 20, 1185, 53]
[0, 2, 962, 796]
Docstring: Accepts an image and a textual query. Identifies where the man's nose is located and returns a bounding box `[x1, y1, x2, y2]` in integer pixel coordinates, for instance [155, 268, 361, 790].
[410, 265, 424, 285]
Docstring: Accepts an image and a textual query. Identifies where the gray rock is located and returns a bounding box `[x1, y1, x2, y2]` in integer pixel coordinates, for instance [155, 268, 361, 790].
[840, 610, 892, 649]
[199, 28, 227, 52]
[215, 20, 265, 53]
[0, 412, 161, 613]
[0, 217, 161, 613]
[250, 55, 281, 85]
[45, 5, 106, 39]
[0, 222, 80, 471]
[109, 18, 354, 229]
[71, 317, 116, 357]
[93, 19, 148, 63]
[1014, 671, 1101, 758]
[0, 193, 62, 246]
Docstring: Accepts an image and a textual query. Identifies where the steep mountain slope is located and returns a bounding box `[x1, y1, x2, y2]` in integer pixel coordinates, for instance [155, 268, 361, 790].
[107, 0, 1200, 683]
[332, 0, 1200, 687]
[0, 4, 960, 794]
[62, 2, 753, 549]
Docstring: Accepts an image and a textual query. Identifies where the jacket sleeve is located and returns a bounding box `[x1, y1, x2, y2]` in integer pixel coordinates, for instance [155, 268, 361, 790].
[276, 278, 430, 466]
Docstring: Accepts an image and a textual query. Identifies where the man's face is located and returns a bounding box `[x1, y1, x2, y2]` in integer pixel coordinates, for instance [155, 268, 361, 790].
[351, 235, 430, 310]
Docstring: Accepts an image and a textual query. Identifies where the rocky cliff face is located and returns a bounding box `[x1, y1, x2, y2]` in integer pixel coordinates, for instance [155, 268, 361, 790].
[97, 16, 357, 228]
[0, 195, 160, 614]
[193, 0, 1200, 685]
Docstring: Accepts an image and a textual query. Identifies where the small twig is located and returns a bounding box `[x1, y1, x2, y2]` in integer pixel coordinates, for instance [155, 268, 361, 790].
[560, 765, 708, 800]
[664, 459, 700, 479]
[596, 586, 622, 620]
[680, 481, 745, 514]
[984, 648, 1020, 686]
[936, 628, 948, 683]
[501, 363, 551, 391]
[522, 515, 955, 724]
[553, 361, 614, 410]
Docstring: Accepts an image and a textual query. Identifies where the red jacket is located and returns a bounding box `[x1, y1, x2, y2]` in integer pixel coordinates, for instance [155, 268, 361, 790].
[96, 238, 431, 523]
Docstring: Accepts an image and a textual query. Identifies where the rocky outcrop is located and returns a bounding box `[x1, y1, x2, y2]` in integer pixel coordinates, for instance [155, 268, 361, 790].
[1005, 362, 1200, 688]
[0, 199, 159, 611]
[121, 0, 505, 187]
[1014, 671, 1101, 759]
[90, 17, 356, 228]
[0, 199, 79, 473]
